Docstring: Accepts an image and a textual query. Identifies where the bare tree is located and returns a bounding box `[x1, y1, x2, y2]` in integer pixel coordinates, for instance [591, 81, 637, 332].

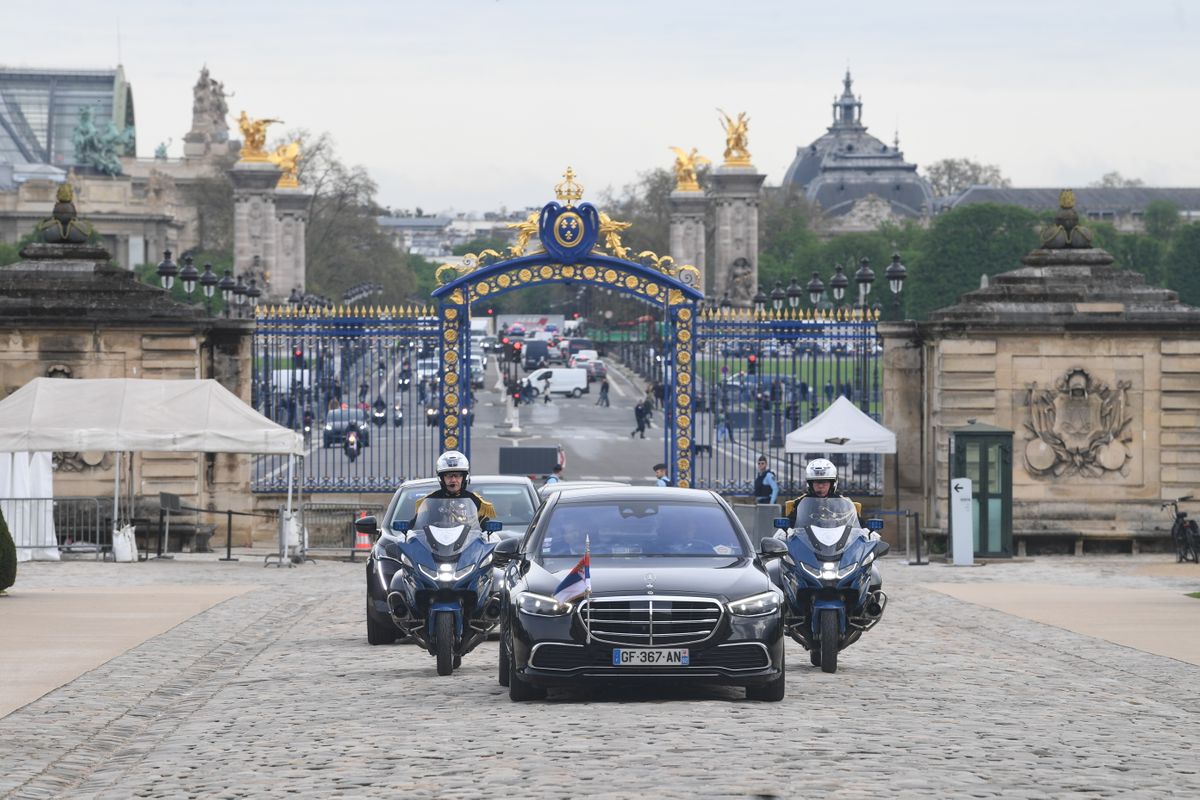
[1090, 171, 1145, 188]
[923, 158, 1011, 197]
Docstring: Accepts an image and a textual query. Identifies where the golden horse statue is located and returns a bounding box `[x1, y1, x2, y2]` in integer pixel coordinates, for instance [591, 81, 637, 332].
[238, 111, 283, 161]
[717, 109, 751, 165]
[669, 146, 710, 191]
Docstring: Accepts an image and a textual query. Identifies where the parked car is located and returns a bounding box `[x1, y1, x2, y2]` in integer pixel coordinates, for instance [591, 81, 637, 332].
[363, 474, 540, 645]
[496, 486, 787, 701]
[322, 408, 371, 448]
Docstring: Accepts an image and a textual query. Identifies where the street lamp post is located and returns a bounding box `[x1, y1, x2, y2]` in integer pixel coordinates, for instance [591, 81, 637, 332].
[786, 277, 803, 311]
[752, 285, 768, 315]
[218, 270, 236, 317]
[233, 275, 248, 318]
[199, 263, 218, 315]
[179, 254, 198, 300]
[853, 258, 876, 413]
[155, 250, 178, 291]
[770, 281, 785, 313]
[829, 264, 848, 306]
[885, 252, 907, 312]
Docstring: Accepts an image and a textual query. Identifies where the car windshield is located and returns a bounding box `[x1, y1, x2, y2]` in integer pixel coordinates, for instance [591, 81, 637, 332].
[791, 496, 857, 530]
[536, 501, 745, 558]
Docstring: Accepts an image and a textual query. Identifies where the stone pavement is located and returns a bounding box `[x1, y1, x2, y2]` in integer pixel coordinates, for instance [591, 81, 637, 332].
[1, 553, 1198, 799]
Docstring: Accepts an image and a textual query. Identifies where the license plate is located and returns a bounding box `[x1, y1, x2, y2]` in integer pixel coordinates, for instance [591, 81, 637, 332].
[612, 648, 690, 666]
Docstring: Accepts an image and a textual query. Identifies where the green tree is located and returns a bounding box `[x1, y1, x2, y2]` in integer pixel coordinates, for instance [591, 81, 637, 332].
[1143, 200, 1180, 240]
[923, 158, 1011, 197]
[1162, 223, 1200, 306]
[906, 203, 1039, 319]
[757, 190, 822, 290]
[0, 508, 15, 594]
[1089, 221, 1166, 286]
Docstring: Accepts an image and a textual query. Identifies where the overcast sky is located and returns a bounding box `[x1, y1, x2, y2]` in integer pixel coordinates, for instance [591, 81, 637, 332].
[5, 1, 1198, 213]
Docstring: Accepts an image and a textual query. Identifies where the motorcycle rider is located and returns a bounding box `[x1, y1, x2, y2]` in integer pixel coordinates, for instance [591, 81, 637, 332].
[414, 450, 496, 524]
[344, 429, 361, 462]
[783, 458, 880, 596]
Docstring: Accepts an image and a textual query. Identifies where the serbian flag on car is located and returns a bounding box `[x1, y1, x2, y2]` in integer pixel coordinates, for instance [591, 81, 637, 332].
[553, 551, 591, 603]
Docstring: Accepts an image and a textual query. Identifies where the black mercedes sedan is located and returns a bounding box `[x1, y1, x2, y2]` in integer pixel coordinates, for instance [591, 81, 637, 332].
[495, 487, 787, 701]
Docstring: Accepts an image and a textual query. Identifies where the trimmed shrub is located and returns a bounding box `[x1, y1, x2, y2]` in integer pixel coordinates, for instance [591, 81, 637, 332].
[0, 507, 15, 593]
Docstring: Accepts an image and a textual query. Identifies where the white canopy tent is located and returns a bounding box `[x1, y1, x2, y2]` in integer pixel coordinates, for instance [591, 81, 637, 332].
[785, 396, 899, 514]
[0, 378, 304, 558]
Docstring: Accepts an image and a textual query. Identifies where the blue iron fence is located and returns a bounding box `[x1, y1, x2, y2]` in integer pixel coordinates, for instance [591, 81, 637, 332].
[252, 305, 443, 493]
[617, 307, 883, 497]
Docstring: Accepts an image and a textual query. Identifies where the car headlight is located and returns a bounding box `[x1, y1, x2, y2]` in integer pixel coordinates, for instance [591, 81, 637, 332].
[516, 592, 573, 617]
[727, 591, 780, 617]
[324, 423, 333, 430]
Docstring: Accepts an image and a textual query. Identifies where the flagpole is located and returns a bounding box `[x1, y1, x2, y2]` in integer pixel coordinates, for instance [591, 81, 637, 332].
[585, 533, 592, 645]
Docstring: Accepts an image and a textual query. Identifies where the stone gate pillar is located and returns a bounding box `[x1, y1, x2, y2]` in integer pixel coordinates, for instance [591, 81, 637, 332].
[670, 189, 708, 295]
[229, 160, 281, 290]
[709, 163, 764, 307]
[273, 187, 311, 303]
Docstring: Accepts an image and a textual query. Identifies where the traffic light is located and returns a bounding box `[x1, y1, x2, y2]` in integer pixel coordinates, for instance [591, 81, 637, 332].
[511, 341, 523, 363]
[293, 347, 304, 369]
[486, 307, 494, 316]
[747, 354, 757, 376]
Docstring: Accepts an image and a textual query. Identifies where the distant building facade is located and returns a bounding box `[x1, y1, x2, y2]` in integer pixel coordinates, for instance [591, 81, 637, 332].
[943, 186, 1200, 233]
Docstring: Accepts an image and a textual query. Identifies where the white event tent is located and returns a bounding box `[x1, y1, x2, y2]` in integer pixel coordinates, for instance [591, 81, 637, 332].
[785, 395, 899, 512]
[0, 378, 304, 558]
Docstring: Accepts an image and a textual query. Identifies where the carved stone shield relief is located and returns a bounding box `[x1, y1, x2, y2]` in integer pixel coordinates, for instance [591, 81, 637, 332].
[1024, 368, 1132, 478]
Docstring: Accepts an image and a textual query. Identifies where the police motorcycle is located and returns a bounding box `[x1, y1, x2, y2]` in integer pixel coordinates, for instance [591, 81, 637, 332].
[392, 402, 405, 428]
[344, 429, 362, 463]
[773, 496, 889, 674]
[371, 397, 388, 428]
[385, 497, 503, 676]
[397, 369, 413, 393]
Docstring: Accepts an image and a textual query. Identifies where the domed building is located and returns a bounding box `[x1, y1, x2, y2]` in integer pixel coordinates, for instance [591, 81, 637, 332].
[781, 71, 933, 231]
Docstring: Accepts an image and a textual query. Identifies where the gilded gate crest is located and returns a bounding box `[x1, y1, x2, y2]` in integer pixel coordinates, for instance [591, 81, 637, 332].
[1024, 368, 1132, 478]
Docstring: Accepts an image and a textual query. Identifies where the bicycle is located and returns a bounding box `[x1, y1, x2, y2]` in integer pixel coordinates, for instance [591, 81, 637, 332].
[1162, 495, 1200, 563]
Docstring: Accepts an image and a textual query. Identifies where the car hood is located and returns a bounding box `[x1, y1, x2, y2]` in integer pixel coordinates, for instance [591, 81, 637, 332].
[531, 556, 770, 601]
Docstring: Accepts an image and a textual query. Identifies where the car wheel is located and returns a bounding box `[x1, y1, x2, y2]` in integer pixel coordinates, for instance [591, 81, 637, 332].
[571, 388, 583, 398]
[508, 642, 546, 701]
[819, 608, 839, 674]
[366, 593, 398, 645]
[746, 652, 786, 701]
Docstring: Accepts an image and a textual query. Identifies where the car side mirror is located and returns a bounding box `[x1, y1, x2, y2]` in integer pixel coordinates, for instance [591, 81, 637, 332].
[758, 537, 789, 561]
[492, 536, 523, 566]
[866, 518, 884, 532]
[484, 520, 503, 533]
[354, 515, 379, 535]
[773, 517, 791, 531]
[391, 518, 411, 533]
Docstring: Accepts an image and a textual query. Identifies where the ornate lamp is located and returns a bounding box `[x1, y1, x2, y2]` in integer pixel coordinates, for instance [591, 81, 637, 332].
[770, 281, 786, 312]
[246, 277, 262, 309]
[886, 253, 907, 298]
[786, 277, 803, 309]
[155, 250, 178, 290]
[288, 287, 303, 307]
[199, 263, 219, 305]
[807, 271, 825, 306]
[829, 264, 848, 304]
[233, 274, 248, 313]
[179, 254, 199, 298]
[855, 257, 875, 307]
[752, 285, 768, 314]
[218, 269, 236, 311]
[719, 293, 733, 310]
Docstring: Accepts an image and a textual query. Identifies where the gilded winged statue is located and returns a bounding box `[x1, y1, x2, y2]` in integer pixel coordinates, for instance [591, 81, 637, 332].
[669, 146, 709, 191]
[717, 109, 751, 165]
[237, 111, 283, 160]
[268, 141, 302, 188]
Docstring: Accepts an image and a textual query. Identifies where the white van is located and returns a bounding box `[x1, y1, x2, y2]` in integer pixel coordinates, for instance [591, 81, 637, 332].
[528, 367, 589, 398]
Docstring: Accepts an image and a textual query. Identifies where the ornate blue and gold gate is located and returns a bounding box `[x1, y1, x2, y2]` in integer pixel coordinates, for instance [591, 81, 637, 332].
[432, 169, 706, 487]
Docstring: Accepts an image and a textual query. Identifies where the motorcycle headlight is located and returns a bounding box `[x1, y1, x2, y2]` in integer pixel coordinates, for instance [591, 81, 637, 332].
[836, 563, 858, 579]
[516, 592, 573, 617]
[727, 591, 780, 617]
[324, 423, 333, 430]
[799, 561, 822, 579]
[478, 552, 493, 571]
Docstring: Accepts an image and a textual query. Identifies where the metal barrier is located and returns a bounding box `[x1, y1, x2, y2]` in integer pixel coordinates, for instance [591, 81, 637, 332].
[300, 501, 387, 558]
[0, 496, 105, 558]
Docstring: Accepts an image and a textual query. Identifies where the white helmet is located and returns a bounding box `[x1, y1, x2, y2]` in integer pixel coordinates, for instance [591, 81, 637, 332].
[804, 458, 837, 492]
[436, 450, 470, 491]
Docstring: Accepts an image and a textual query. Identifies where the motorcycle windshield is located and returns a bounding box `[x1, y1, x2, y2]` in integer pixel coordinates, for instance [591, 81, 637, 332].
[413, 497, 482, 558]
[792, 496, 856, 554]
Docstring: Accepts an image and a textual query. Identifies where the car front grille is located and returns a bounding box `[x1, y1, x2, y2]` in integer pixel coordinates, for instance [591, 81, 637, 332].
[578, 596, 723, 646]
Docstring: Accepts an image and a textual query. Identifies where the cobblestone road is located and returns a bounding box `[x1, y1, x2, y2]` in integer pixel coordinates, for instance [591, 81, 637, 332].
[2, 555, 1198, 799]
